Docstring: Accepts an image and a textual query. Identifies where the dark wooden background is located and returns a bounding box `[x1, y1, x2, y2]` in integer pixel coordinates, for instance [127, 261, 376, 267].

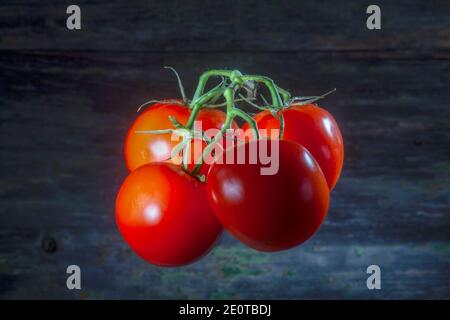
[0, 0, 449, 299]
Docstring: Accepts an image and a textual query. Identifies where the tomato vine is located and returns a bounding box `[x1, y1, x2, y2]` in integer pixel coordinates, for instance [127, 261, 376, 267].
[136, 68, 335, 180]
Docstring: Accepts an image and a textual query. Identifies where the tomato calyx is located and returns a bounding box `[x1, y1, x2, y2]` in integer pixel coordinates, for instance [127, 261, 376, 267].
[288, 88, 337, 108]
[132, 68, 337, 181]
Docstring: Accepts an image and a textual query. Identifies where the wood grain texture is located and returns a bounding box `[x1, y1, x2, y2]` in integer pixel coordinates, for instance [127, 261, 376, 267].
[0, 0, 449, 299]
[0, 0, 449, 51]
[1, 50, 449, 299]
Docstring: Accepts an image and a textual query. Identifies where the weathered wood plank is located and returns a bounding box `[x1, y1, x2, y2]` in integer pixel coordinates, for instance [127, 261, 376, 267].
[0, 50, 449, 240]
[1, 227, 448, 299]
[0, 50, 449, 298]
[0, 0, 449, 51]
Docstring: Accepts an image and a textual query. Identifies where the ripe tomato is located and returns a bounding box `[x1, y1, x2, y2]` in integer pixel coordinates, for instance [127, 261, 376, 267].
[243, 104, 344, 190]
[206, 140, 329, 252]
[125, 101, 236, 173]
[116, 163, 222, 266]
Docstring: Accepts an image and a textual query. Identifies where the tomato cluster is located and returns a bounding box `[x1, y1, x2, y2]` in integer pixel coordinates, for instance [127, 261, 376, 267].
[116, 69, 344, 266]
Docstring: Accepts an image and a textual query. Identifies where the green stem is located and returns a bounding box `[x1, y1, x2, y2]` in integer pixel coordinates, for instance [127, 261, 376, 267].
[241, 75, 283, 108]
[182, 142, 190, 171]
[177, 69, 295, 177]
[186, 86, 226, 128]
[291, 88, 336, 106]
[191, 87, 235, 175]
[192, 69, 289, 110]
[278, 112, 285, 139]
[205, 76, 226, 105]
[192, 70, 233, 102]
[232, 108, 259, 139]
[164, 66, 187, 103]
[190, 87, 262, 176]
[276, 85, 291, 105]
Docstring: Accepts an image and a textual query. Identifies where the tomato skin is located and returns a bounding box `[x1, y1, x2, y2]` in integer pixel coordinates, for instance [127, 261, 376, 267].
[125, 101, 236, 173]
[244, 104, 344, 190]
[116, 163, 222, 266]
[206, 140, 329, 252]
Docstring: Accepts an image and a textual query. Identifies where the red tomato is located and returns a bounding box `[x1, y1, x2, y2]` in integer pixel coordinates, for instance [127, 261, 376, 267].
[116, 163, 223, 266]
[125, 101, 236, 174]
[243, 104, 344, 190]
[206, 140, 329, 252]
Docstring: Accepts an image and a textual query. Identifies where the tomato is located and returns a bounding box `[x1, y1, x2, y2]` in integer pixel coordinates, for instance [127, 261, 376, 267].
[206, 140, 329, 252]
[125, 101, 236, 173]
[243, 104, 344, 190]
[116, 163, 223, 266]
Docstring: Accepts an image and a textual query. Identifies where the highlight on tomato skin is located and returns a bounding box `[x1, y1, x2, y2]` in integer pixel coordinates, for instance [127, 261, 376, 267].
[117, 69, 342, 264]
[115, 162, 223, 267]
[124, 101, 237, 174]
[243, 104, 344, 190]
[206, 140, 330, 252]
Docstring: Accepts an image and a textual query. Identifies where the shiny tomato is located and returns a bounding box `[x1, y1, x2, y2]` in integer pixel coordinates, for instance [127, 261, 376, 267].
[243, 104, 344, 190]
[116, 163, 222, 266]
[125, 101, 236, 173]
[206, 140, 329, 252]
